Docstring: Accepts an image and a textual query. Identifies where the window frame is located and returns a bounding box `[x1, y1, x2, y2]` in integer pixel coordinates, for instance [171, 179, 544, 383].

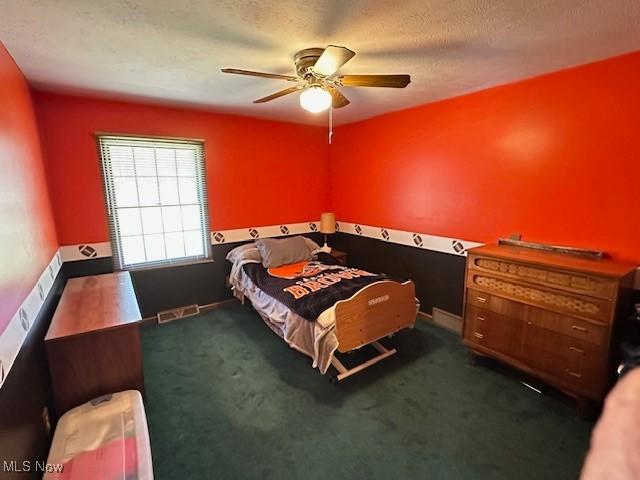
[97, 134, 211, 271]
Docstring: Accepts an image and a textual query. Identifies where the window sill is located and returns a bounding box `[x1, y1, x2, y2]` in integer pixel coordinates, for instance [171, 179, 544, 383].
[122, 257, 214, 272]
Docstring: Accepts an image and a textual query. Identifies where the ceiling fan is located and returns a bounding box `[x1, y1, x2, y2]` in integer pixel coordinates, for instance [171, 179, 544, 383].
[222, 45, 411, 113]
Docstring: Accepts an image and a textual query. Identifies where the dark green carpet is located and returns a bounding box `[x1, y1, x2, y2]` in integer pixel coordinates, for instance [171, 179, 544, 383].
[141, 303, 593, 480]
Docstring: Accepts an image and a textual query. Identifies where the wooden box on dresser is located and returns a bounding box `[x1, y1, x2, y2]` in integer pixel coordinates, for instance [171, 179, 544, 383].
[462, 244, 636, 410]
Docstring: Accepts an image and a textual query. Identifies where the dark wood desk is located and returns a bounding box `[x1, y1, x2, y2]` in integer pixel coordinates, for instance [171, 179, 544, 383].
[46, 272, 144, 417]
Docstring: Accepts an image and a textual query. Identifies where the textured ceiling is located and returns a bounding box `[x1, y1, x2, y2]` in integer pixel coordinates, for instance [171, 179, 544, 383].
[1, 0, 639, 125]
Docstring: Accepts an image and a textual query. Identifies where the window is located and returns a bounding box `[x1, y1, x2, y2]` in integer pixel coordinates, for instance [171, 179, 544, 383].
[98, 135, 210, 269]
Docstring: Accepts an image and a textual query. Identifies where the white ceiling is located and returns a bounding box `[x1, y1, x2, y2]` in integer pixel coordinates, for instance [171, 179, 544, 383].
[1, 0, 639, 126]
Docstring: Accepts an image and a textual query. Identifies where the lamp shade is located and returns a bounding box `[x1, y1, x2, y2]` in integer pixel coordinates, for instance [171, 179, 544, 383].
[300, 86, 332, 113]
[319, 212, 336, 234]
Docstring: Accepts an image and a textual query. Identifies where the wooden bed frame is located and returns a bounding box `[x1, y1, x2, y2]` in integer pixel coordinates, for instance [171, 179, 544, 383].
[330, 280, 416, 381]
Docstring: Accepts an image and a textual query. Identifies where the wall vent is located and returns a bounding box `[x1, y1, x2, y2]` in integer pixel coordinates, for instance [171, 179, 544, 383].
[157, 304, 200, 324]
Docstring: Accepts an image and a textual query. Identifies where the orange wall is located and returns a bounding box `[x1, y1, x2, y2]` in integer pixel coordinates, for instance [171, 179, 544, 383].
[34, 92, 329, 245]
[329, 51, 640, 262]
[31, 51, 640, 262]
[0, 43, 57, 333]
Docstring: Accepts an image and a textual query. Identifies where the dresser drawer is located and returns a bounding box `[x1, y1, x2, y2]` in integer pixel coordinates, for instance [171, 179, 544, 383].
[464, 305, 523, 359]
[521, 324, 606, 397]
[466, 288, 526, 321]
[468, 254, 618, 300]
[557, 336, 607, 395]
[467, 271, 612, 322]
[527, 307, 608, 346]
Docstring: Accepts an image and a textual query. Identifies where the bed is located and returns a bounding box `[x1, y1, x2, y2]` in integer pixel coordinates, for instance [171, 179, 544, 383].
[227, 236, 417, 381]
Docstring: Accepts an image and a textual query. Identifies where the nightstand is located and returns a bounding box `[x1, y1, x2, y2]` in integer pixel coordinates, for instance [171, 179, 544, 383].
[330, 248, 347, 266]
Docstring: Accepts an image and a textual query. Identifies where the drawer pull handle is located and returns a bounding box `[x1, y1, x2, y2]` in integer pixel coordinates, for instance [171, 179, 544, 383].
[571, 325, 588, 333]
[476, 297, 487, 303]
[473, 332, 484, 339]
[569, 346, 584, 354]
[476, 316, 486, 321]
[566, 369, 582, 378]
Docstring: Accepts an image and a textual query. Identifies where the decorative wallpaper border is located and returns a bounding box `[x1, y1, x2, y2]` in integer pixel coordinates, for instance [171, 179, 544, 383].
[59, 242, 112, 262]
[55, 222, 640, 273]
[211, 222, 320, 244]
[209, 220, 481, 257]
[57, 221, 479, 260]
[0, 250, 63, 389]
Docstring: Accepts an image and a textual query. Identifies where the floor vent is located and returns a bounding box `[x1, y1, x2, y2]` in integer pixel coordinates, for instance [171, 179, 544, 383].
[157, 304, 200, 324]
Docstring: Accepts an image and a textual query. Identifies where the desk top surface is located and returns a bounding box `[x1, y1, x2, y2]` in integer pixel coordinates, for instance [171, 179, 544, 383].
[45, 271, 142, 342]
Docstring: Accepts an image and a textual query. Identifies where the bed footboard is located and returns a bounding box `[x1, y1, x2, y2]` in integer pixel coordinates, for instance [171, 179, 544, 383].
[334, 280, 416, 353]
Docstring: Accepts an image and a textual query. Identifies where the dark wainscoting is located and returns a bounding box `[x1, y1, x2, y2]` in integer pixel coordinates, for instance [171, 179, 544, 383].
[57, 244, 243, 319]
[58, 232, 462, 318]
[131, 258, 229, 318]
[63, 257, 114, 278]
[130, 233, 324, 318]
[61, 251, 235, 319]
[329, 232, 467, 316]
[0, 271, 65, 479]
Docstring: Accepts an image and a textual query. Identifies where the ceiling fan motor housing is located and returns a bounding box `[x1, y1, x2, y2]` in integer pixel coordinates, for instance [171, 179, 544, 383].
[294, 48, 325, 79]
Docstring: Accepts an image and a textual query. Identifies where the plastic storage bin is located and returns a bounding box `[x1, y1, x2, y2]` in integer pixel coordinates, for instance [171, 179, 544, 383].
[44, 390, 153, 480]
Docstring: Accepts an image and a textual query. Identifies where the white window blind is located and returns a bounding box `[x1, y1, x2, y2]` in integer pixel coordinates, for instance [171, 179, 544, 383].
[98, 135, 210, 270]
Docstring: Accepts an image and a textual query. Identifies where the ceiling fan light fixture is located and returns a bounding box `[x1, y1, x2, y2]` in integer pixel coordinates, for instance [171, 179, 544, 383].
[299, 86, 332, 113]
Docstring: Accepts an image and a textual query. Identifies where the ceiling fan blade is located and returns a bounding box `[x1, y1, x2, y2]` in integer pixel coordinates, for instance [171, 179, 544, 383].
[337, 74, 411, 88]
[221, 68, 299, 82]
[312, 45, 356, 77]
[326, 85, 350, 109]
[253, 86, 302, 103]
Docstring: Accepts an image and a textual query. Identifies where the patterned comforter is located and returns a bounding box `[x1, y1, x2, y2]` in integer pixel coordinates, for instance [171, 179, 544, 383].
[242, 253, 387, 321]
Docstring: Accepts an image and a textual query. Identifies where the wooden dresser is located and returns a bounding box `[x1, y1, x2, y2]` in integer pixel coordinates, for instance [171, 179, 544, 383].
[463, 244, 636, 406]
[46, 272, 144, 417]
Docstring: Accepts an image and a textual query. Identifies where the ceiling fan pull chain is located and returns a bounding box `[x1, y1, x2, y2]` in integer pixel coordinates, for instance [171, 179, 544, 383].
[329, 105, 334, 144]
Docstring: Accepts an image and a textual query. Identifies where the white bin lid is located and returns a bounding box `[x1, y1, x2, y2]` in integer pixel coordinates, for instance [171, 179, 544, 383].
[45, 390, 153, 480]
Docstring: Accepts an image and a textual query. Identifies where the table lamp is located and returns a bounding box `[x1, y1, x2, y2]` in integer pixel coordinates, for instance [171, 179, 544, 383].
[318, 212, 336, 253]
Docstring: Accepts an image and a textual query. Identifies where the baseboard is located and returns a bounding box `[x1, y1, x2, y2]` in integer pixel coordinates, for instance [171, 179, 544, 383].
[418, 308, 462, 335]
[196, 298, 237, 313]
